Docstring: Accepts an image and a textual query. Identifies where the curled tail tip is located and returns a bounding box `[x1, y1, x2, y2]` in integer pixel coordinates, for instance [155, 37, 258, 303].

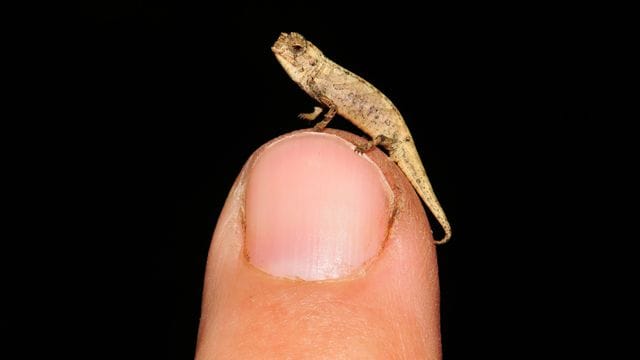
[433, 230, 452, 245]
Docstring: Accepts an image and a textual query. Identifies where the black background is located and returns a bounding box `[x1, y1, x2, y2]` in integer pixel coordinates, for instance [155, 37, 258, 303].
[57, 2, 618, 358]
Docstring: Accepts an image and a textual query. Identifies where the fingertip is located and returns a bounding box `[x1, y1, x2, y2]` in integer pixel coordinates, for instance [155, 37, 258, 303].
[197, 129, 441, 358]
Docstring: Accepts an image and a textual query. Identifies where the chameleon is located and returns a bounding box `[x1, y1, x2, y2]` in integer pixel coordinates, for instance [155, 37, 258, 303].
[271, 32, 452, 244]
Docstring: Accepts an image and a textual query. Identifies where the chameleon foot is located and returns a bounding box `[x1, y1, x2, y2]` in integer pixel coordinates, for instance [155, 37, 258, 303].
[312, 106, 336, 132]
[355, 135, 395, 154]
[355, 141, 374, 154]
[297, 106, 322, 121]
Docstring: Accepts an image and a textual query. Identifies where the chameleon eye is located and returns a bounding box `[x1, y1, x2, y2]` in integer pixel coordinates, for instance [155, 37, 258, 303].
[291, 44, 304, 53]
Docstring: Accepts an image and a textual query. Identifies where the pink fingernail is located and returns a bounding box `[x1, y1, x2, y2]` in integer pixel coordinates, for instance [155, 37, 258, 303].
[245, 133, 392, 280]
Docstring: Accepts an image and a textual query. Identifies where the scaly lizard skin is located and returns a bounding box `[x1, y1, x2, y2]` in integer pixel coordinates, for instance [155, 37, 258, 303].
[272, 32, 452, 244]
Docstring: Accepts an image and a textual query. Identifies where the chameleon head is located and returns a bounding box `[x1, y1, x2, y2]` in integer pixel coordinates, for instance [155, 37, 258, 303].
[271, 32, 324, 84]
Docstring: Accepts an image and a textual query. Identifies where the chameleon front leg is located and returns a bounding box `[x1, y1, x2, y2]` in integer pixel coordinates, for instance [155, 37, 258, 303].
[312, 95, 337, 131]
[355, 135, 396, 154]
[294, 100, 336, 132]
[302, 76, 338, 131]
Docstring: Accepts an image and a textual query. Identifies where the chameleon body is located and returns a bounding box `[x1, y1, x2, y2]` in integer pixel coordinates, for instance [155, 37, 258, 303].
[272, 32, 452, 244]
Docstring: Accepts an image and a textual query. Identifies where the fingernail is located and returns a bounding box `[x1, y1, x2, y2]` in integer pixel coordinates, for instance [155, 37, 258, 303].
[245, 133, 392, 280]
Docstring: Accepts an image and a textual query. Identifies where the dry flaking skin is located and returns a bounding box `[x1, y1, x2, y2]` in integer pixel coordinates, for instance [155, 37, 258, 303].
[272, 32, 452, 244]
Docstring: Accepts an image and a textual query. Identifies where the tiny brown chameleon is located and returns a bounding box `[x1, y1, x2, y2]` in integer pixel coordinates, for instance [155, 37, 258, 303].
[272, 32, 452, 244]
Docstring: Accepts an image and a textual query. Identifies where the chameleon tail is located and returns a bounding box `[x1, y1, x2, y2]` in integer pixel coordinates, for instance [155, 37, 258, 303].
[392, 145, 452, 244]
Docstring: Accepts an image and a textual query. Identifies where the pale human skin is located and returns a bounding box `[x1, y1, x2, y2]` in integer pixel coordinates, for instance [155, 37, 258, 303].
[195, 130, 442, 359]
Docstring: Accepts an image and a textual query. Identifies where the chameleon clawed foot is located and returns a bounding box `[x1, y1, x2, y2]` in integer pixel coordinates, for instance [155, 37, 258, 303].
[354, 135, 394, 154]
[354, 141, 374, 154]
[297, 106, 323, 121]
